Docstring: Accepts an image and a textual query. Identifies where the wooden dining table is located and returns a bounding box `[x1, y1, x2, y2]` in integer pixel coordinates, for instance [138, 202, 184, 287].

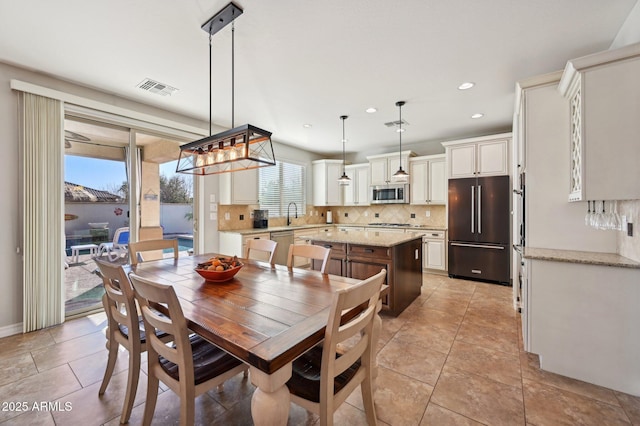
[130, 253, 385, 426]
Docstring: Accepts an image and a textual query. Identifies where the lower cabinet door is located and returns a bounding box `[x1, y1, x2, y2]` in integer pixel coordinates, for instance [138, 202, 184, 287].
[348, 259, 390, 308]
[448, 242, 510, 284]
[424, 239, 446, 270]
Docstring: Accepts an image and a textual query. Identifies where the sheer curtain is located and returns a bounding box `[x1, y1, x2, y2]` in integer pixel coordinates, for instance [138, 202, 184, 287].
[21, 93, 65, 332]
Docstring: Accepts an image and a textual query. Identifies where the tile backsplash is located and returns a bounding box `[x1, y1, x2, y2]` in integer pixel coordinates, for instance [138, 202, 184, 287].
[218, 204, 446, 230]
[618, 200, 640, 262]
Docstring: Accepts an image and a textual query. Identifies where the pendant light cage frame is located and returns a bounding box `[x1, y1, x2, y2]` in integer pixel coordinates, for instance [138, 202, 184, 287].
[176, 1, 276, 175]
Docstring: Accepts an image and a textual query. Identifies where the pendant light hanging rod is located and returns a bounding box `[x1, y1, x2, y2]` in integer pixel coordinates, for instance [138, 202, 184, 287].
[177, 2, 276, 176]
[231, 20, 235, 128]
[209, 32, 212, 135]
[393, 100, 409, 179]
[338, 115, 351, 185]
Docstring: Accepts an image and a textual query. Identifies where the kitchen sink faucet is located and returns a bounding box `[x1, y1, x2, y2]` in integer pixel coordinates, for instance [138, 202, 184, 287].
[287, 202, 298, 226]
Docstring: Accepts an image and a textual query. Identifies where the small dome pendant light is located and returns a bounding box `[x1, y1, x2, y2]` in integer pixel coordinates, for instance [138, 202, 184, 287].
[392, 101, 409, 181]
[337, 115, 351, 186]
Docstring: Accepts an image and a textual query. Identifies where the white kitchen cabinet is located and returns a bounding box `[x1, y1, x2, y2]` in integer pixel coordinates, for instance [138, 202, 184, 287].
[219, 167, 259, 205]
[424, 239, 446, 270]
[409, 154, 446, 205]
[410, 229, 447, 272]
[219, 231, 270, 257]
[342, 164, 370, 206]
[524, 253, 640, 395]
[442, 134, 510, 178]
[312, 160, 343, 206]
[366, 151, 415, 185]
[558, 42, 640, 201]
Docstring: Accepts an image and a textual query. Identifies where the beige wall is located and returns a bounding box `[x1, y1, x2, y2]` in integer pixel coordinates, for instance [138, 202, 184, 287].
[618, 200, 640, 262]
[0, 61, 209, 333]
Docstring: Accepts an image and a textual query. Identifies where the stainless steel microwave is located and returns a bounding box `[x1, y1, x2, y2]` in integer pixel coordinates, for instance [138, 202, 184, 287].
[371, 184, 409, 204]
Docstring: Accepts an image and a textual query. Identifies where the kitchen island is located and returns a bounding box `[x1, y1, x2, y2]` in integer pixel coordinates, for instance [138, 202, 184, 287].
[302, 228, 423, 316]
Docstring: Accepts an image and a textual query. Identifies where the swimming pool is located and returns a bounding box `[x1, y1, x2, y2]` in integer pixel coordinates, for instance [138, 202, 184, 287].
[165, 234, 193, 252]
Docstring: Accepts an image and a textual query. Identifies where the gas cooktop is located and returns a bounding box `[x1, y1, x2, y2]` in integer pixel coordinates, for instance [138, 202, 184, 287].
[367, 223, 410, 227]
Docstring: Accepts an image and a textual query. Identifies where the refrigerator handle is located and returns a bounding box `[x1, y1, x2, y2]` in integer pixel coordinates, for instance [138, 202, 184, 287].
[471, 185, 475, 233]
[478, 185, 482, 234]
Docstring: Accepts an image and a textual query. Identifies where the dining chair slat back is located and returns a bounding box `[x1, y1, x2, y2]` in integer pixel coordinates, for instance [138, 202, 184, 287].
[245, 238, 278, 264]
[287, 243, 330, 274]
[286, 268, 386, 426]
[94, 258, 158, 424]
[128, 238, 179, 265]
[128, 272, 248, 426]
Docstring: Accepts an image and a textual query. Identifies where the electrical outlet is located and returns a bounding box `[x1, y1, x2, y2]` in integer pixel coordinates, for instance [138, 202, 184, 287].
[344, 212, 348, 217]
[250, 211, 254, 218]
[628, 223, 633, 237]
[425, 210, 431, 217]
[239, 214, 244, 220]
[364, 211, 369, 217]
[375, 213, 379, 218]
[410, 213, 416, 219]
[224, 212, 230, 220]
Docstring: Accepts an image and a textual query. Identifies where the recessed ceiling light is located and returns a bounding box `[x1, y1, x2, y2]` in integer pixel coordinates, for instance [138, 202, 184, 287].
[303, 123, 312, 128]
[471, 113, 484, 119]
[458, 82, 475, 90]
[365, 107, 377, 113]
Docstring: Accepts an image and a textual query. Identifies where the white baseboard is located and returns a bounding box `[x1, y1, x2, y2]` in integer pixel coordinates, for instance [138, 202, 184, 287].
[0, 322, 23, 338]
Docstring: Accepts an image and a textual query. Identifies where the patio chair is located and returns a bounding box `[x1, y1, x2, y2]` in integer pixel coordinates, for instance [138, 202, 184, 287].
[286, 268, 386, 426]
[98, 227, 129, 262]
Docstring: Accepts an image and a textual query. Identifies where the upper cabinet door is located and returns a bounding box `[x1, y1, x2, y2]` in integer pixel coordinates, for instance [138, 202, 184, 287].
[355, 165, 370, 205]
[449, 144, 476, 178]
[477, 140, 508, 176]
[369, 157, 388, 185]
[428, 158, 447, 204]
[219, 167, 259, 205]
[559, 43, 640, 201]
[443, 134, 511, 179]
[313, 160, 343, 206]
[410, 160, 428, 204]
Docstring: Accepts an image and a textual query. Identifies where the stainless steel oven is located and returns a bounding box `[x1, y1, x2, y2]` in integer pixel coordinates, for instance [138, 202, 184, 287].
[371, 184, 409, 204]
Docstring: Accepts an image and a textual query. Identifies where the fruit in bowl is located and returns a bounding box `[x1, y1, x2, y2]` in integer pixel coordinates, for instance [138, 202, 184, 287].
[195, 256, 243, 282]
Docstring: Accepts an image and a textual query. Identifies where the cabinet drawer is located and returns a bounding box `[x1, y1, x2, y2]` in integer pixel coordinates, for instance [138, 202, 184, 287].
[242, 233, 271, 245]
[313, 241, 346, 255]
[422, 230, 445, 239]
[348, 244, 391, 259]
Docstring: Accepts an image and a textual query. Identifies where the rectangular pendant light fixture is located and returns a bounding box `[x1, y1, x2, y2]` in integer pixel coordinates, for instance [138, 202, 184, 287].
[176, 2, 276, 175]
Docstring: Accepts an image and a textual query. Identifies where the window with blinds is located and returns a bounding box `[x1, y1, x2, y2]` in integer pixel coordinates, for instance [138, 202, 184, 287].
[259, 160, 306, 217]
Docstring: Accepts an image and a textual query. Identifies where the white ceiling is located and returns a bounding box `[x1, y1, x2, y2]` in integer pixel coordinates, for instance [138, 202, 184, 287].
[0, 0, 636, 156]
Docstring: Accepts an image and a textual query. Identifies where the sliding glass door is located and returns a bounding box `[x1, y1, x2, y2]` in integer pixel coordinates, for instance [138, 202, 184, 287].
[63, 117, 196, 317]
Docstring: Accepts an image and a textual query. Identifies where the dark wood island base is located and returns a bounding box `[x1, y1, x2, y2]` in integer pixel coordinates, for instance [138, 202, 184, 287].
[308, 229, 423, 316]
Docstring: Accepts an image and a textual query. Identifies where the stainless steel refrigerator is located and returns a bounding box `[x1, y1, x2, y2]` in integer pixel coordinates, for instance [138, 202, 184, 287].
[448, 175, 510, 284]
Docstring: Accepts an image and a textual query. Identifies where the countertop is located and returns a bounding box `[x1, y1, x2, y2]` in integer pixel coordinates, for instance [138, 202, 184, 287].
[220, 223, 446, 236]
[302, 229, 422, 247]
[522, 246, 640, 269]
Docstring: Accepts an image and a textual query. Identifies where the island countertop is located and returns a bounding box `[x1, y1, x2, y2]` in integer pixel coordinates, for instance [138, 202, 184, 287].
[303, 229, 422, 247]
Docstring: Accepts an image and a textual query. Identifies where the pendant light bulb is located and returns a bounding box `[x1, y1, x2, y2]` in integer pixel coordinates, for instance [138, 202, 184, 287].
[338, 115, 351, 186]
[392, 101, 409, 181]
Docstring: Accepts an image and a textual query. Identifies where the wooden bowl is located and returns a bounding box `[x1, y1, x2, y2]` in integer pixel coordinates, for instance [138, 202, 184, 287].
[195, 263, 243, 282]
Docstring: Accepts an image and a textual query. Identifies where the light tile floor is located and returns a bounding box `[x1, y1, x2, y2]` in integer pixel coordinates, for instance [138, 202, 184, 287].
[2, 273, 639, 425]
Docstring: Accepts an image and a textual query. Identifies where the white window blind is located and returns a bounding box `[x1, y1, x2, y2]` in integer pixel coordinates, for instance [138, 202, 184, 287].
[259, 161, 306, 217]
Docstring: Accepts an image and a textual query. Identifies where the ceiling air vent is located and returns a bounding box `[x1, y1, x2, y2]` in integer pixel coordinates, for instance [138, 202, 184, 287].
[384, 119, 409, 128]
[136, 78, 178, 96]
